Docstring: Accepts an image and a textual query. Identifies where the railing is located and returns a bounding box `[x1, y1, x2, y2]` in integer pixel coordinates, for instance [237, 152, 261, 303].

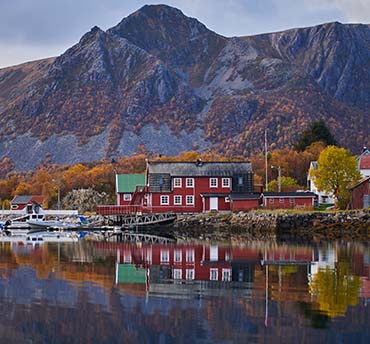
[97, 205, 144, 215]
[96, 205, 195, 215]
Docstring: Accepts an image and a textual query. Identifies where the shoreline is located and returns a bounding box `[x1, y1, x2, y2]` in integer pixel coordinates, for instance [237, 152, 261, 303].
[136, 210, 370, 242]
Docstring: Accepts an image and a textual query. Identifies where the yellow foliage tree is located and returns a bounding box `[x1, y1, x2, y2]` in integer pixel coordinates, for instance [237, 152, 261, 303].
[310, 146, 361, 209]
[309, 262, 360, 317]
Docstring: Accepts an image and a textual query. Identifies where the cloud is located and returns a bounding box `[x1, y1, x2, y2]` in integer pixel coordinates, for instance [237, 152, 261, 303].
[1, 0, 370, 68]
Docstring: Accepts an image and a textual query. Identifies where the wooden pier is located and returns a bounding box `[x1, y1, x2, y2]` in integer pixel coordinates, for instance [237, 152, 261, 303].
[113, 231, 175, 244]
[103, 212, 177, 228]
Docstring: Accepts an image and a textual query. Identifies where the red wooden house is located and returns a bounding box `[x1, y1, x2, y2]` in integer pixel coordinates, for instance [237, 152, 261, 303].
[262, 192, 316, 209]
[10, 195, 45, 210]
[116, 174, 146, 206]
[350, 176, 370, 209]
[145, 160, 254, 213]
[97, 160, 256, 214]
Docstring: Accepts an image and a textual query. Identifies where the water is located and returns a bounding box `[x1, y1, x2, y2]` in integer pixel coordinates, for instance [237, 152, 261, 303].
[1, 239, 370, 343]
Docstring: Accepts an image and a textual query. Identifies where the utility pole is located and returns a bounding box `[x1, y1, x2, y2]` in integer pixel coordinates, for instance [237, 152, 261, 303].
[57, 182, 61, 210]
[265, 130, 268, 191]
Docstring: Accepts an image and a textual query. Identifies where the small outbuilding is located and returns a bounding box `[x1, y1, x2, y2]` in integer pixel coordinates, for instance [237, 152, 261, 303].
[230, 193, 261, 211]
[350, 176, 370, 209]
[116, 174, 146, 205]
[263, 192, 316, 209]
[11, 195, 45, 210]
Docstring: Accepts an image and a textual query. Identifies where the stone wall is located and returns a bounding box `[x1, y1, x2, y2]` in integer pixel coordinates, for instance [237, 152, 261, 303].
[168, 210, 370, 241]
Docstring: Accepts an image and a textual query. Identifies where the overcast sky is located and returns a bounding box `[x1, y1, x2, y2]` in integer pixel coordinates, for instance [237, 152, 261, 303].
[1, 0, 370, 68]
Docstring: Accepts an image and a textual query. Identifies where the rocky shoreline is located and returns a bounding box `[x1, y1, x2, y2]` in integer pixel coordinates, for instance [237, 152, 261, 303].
[150, 210, 370, 242]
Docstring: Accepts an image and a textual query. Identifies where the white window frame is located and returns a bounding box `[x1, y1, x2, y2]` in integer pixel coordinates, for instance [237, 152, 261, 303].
[289, 198, 295, 204]
[222, 178, 230, 188]
[186, 178, 194, 188]
[186, 249, 195, 263]
[210, 178, 218, 188]
[222, 268, 232, 282]
[269, 198, 274, 204]
[186, 195, 194, 205]
[225, 197, 230, 203]
[174, 195, 182, 205]
[173, 268, 182, 280]
[123, 194, 132, 201]
[124, 253, 132, 263]
[173, 178, 182, 188]
[186, 269, 195, 280]
[279, 198, 285, 203]
[210, 268, 218, 281]
[174, 249, 182, 263]
[160, 195, 169, 205]
[160, 249, 169, 263]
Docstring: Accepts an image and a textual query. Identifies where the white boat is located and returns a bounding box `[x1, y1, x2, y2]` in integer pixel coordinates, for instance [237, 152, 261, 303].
[0, 230, 79, 243]
[0, 203, 45, 234]
[0, 203, 84, 234]
[26, 230, 79, 243]
[27, 215, 89, 230]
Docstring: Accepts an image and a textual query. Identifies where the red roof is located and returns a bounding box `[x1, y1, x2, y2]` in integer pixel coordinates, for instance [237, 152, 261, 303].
[360, 155, 370, 169]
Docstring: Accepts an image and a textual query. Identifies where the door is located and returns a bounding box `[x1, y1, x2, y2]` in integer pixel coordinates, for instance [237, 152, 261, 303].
[210, 197, 218, 211]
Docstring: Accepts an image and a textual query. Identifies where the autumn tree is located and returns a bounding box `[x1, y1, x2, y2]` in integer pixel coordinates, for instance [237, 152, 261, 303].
[310, 146, 361, 209]
[294, 120, 336, 152]
[309, 261, 360, 317]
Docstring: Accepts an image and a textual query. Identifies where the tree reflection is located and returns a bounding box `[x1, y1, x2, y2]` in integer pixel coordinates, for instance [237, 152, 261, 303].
[309, 260, 360, 317]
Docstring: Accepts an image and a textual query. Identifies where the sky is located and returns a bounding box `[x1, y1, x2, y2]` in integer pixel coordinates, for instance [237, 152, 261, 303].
[1, 0, 370, 68]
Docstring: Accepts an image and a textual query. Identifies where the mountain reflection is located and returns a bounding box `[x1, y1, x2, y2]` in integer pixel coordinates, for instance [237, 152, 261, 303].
[1, 240, 370, 343]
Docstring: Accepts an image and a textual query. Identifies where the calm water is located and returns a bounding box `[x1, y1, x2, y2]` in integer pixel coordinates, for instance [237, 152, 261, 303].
[1, 239, 370, 343]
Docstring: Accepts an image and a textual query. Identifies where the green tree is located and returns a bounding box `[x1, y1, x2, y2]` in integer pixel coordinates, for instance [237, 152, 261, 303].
[294, 120, 336, 151]
[310, 146, 360, 209]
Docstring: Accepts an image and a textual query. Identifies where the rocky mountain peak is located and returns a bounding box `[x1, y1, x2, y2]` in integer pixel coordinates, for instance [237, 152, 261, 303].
[107, 4, 225, 70]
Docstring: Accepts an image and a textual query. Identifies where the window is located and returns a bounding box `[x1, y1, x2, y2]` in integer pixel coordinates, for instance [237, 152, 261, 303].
[238, 176, 243, 185]
[123, 194, 132, 201]
[210, 178, 218, 188]
[124, 253, 132, 263]
[289, 198, 295, 204]
[222, 268, 232, 282]
[222, 178, 230, 188]
[186, 178, 194, 188]
[186, 195, 194, 205]
[225, 197, 230, 203]
[186, 269, 195, 280]
[210, 268, 218, 281]
[174, 195, 182, 205]
[210, 246, 218, 261]
[186, 249, 194, 263]
[269, 198, 274, 204]
[174, 178, 182, 188]
[173, 269, 182, 280]
[174, 249, 182, 263]
[279, 198, 285, 203]
[160, 250, 169, 263]
[160, 195, 169, 205]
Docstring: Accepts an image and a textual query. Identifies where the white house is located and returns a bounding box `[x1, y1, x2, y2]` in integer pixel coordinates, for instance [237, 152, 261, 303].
[357, 147, 370, 177]
[307, 161, 335, 205]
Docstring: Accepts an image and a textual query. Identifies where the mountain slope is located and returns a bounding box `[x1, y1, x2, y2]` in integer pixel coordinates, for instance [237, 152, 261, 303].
[0, 4, 369, 170]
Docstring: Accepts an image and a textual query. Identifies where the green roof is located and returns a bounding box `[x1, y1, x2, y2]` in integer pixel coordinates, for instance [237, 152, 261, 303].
[117, 264, 146, 284]
[116, 174, 146, 193]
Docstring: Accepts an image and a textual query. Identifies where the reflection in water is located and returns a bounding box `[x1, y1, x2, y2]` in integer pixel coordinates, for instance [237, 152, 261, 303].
[1, 240, 370, 343]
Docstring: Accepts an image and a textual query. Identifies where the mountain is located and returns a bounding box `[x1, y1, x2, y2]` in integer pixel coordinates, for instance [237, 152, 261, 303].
[0, 4, 369, 170]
